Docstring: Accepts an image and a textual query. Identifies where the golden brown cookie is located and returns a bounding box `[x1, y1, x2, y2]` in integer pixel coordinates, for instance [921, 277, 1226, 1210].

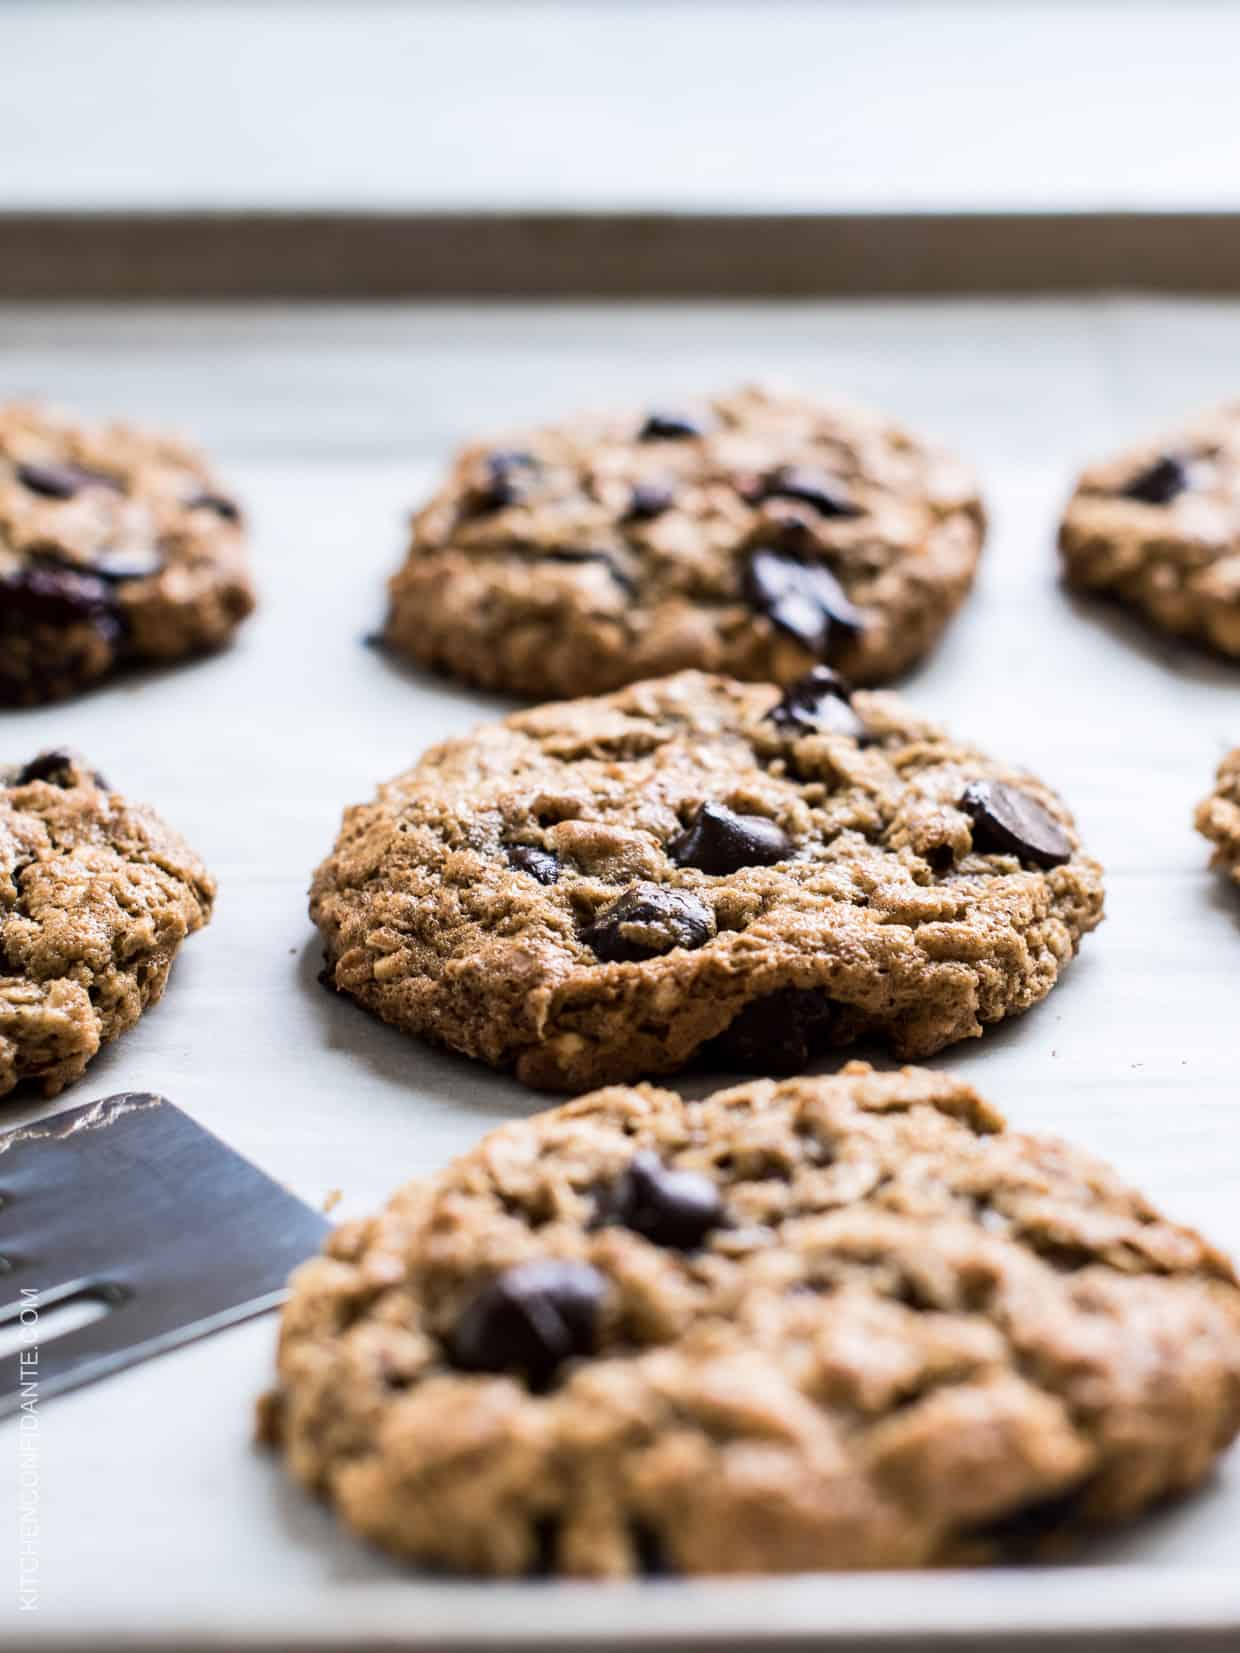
[262, 1063, 1240, 1576]
[0, 751, 215, 1095]
[1196, 745, 1240, 887]
[311, 670, 1103, 1091]
[0, 402, 255, 704]
[384, 385, 985, 698]
[1060, 404, 1240, 657]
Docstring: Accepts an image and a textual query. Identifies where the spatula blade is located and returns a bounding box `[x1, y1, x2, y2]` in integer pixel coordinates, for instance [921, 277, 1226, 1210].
[0, 1092, 328, 1412]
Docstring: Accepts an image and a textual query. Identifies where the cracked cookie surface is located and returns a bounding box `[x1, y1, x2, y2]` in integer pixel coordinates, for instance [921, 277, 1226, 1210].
[261, 1062, 1240, 1576]
[384, 385, 985, 698]
[1059, 403, 1240, 657]
[0, 751, 215, 1095]
[1196, 746, 1240, 887]
[0, 402, 256, 704]
[311, 670, 1103, 1091]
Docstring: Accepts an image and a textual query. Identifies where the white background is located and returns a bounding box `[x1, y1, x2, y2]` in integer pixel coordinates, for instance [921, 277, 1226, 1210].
[6, 1, 1240, 214]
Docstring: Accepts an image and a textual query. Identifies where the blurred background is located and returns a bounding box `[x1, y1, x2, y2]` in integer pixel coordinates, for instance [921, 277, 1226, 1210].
[6, 0, 1240, 298]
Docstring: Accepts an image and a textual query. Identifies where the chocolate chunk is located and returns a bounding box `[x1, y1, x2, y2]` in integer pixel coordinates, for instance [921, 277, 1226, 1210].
[0, 565, 120, 630]
[449, 1259, 605, 1389]
[961, 780, 1072, 869]
[624, 481, 675, 521]
[13, 750, 77, 787]
[1120, 454, 1188, 506]
[16, 461, 122, 501]
[469, 451, 536, 513]
[91, 546, 166, 581]
[707, 986, 841, 1075]
[761, 466, 861, 518]
[767, 666, 868, 741]
[7, 751, 107, 790]
[581, 883, 714, 963]
[743, 548, 864, 658]
[605, 1151, 723, 1250]
[529, 1518, 561, 1577]
[967, 1486, 1086, 1556]
[668, 802, 791, 875]
[630, 1523, 672, 1576]
[186, 491, 242, 523]
[638, 411, 705, 441]
[506, 844, 560, 884]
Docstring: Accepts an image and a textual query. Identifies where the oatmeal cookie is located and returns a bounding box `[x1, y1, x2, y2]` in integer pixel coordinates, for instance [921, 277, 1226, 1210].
[1196, 746, 1240, 888]
[384, 385, 984, 698]
[311, 670, 1103, 1091]
[0, 750, 215, 1095]
[1060, 403, 1240, 656]
[262, 1063, 1240, 1576]
[0, 401, 255, 704]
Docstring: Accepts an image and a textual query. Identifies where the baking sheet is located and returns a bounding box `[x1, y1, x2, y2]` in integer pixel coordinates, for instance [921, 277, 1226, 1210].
[0, 297, 1238, 1648]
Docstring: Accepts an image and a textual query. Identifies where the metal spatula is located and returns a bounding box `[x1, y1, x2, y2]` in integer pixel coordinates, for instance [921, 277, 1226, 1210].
[0, 1092, 328, 1414]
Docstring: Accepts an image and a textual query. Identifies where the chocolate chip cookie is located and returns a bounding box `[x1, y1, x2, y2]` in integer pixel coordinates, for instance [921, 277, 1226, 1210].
[383, 385, 985, 698]
[0, 751, 215, 1095]
[1196, 746, 1240, 888]
[1060, 404, 1240, 656]
[261, 1062, 1240, 1576]
[0, 402, 255, 704]
[311, 671, 1103, 1091]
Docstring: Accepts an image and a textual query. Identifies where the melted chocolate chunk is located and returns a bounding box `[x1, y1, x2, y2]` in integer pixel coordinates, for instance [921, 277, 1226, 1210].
[604, 1151, 724, 1250]
[966, 1485, 1088, 1557]
[638, 411, 705, 441]
[743, 548, 864, 659]
[0, 565, 120, 630]
[581, 883, 714, 963]
[630, 1523, 672, 1575]
[529, 1518, 561, 1578]
[449, 1259, 605, 1390]
[5, 750, 109, 790]
[766, 666, 868, 741]
[16, 461, 122, 501]
[668, 802, 791, 875]
[506, 844, 560, 884]
[12, 751, 76, 787]
[1120, 454, 1188, 506]
[761, 466, 861, 518]
[961, 780, 1072, 869]
[706, 987, 841, 1074]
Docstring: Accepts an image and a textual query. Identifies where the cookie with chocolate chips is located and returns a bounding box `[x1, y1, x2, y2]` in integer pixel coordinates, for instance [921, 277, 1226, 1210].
[1059, 403, 1240, 657]
[0, 751, 215, 1095]
[261, 1062, 1240, 1577]
[382, 385, 985, 698]
[1195, 745, 1240, 888]
[310, 670, 1103, 1092]
[0, 402, 256, 704]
